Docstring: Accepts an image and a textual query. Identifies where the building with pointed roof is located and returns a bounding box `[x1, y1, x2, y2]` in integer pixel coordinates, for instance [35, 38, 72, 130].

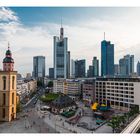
[0, 43, 17, 122]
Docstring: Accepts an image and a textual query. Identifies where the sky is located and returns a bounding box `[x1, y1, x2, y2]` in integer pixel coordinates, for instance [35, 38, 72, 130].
[0, 7, 140, 76]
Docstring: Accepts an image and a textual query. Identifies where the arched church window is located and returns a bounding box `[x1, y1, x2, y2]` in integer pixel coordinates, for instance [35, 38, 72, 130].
[2, 76, 6, 90]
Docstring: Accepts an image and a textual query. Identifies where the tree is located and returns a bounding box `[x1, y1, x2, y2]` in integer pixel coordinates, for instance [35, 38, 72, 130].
[16, 102, 22, 113]
[108, 116, 120, 133]
[48, 81, 53, 87]
[37, 80, 43, 87]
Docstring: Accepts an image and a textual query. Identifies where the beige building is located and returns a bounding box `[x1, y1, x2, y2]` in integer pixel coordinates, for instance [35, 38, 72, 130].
[17, 79, 37, 100]
[53, 79, 65, 93]
[28, 80, 37, 93]
[82, 80, 95, 105]
[53, 79, 81, 100]
[0, 46, 17, 122]
[95, 78, 140, 111]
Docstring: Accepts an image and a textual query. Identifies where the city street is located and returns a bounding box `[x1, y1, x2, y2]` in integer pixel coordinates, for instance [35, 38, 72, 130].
[0, 88, 56, 133]
[0, 88, 112, 133]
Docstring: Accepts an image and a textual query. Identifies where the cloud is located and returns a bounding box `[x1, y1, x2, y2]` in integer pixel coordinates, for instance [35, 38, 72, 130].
[0, 7, 18, 22]
[0, 7, 140, 76]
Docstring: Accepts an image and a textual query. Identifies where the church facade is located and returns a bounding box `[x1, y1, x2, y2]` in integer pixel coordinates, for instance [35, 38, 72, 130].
[0, 44, 17, 122]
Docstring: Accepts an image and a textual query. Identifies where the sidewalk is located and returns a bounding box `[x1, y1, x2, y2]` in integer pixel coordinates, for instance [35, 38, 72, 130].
[35, 104, 92, 133]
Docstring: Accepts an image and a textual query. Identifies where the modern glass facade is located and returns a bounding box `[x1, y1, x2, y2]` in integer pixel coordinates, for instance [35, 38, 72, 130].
[137, 61, 140, 76]
[92, 57, 99, 77]
[119, 54, 134, 76]
[54, 27, 68, 79]
[87, 65, 94, 77]
[49, 68, 54, 79]
[101, 40, 114, 76]
[67, 51, 70, 79]
[75, 59, 86, 78]
[33, 56, 45, 78]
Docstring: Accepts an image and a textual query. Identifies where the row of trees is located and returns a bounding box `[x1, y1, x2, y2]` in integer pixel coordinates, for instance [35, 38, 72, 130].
[108, 105, 139, 133]
[37, 80, 53, 87]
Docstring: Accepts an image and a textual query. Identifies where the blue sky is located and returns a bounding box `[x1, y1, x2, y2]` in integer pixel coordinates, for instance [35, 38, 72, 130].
[0, 7, 140, 76]
[11, 7, 133, 26]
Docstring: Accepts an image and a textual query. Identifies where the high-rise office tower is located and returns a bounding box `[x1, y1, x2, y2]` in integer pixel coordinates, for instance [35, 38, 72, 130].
[67, 51, 70, 79]
[114, 64, 120, 76]
[101, 33, 114, 76]
[49, 68, 54, 79]
[92, 57, 99, 77]
[33, 56, 45, 79]
[75, 59, 86, 78]
[119, 54, 134, 76]
[54, 24, 69, 79]
[0, 44, 17, 121]
[137, 61, 140, 76]
[87, 65, 94, 77]
[71, 59, 75, 78]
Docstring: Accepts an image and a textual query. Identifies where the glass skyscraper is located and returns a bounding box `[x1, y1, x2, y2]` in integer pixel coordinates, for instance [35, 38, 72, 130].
[54, 25, 69, 79]
[119, 54, 134, 76]
[137, 61, 140, 76]
[49, 68, 54, 79]
[75, 59, 86, 78]
[33, 56, 45, 79]
[101, 39, 114, 77]
[92, 57, 99, 77]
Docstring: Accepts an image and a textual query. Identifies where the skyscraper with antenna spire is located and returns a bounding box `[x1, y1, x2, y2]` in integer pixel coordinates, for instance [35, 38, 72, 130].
[53, 20, 70, 79]
[101, 33, 114, 77]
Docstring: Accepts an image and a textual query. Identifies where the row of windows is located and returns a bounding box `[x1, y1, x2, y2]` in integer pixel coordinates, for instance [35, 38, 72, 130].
[96, 85, 134, 89]
[96, 89, 134, 92]
[96, 91, 134, 95]
[3, 76, 15, 90]
[96, 97, 134, 104]
[96, 82, 134, 86]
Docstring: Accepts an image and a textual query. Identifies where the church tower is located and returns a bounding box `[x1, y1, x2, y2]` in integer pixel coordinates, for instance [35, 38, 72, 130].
[0, 43, 17, 122]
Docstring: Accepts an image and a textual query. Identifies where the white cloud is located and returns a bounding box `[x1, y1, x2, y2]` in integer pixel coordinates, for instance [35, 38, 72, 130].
[0, 7, 19, 22]
[0, 7, 140, 76]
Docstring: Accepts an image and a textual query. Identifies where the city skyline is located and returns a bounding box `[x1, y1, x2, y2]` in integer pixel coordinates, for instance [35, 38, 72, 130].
[1, 7, 140, 76]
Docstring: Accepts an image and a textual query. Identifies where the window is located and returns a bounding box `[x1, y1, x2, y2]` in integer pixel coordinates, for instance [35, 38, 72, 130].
[12, 93, 14, 104]
[12, 76, 15, 89]
[2, 76, 6, 90]
[3, 93, 6, 105]
[2, 108, 5, 118]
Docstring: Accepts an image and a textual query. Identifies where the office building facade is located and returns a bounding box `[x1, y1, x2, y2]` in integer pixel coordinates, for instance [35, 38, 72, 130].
[119, 55, 134, 76]
[75, 59, 86, 78]
[49, 68, 54, 79]
[54, 25, 69, 79]
[95, 78, 140, 111]
[92, 57, 99, 77]
[101, 40, 114, 76]
[67, 51, 70, 79]
[137, 61, 140, 76]
[33, 56, 45, 79]
[87, 65, 94, 77]
[82, 80, 96, 105]
[71, 59, 75, 78]
[114, 64, 120, 76]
